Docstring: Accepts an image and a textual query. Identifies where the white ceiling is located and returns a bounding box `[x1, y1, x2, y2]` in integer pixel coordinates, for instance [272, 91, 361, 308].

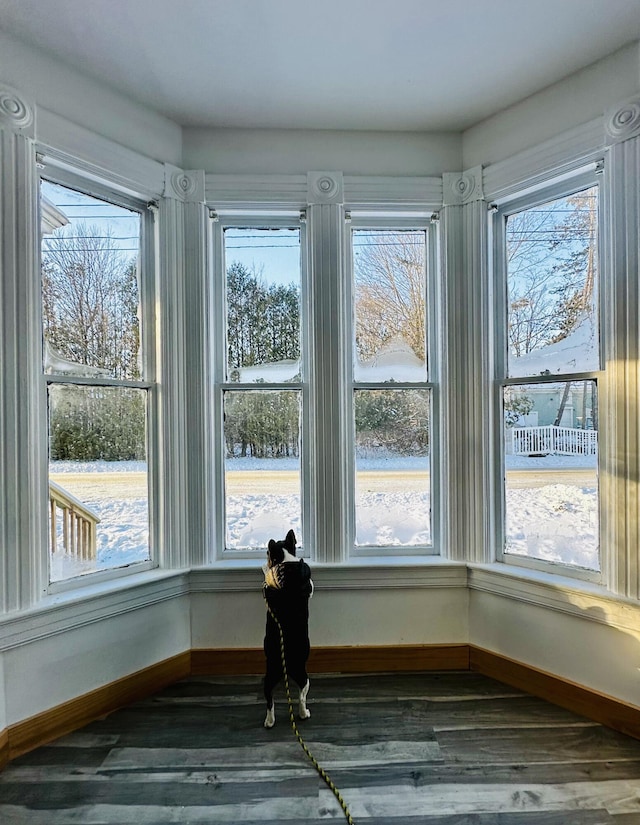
[2, 0, 640, 132]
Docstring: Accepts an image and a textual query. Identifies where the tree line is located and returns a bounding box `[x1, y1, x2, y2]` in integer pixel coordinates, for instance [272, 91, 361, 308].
[44, 196, 596, 463]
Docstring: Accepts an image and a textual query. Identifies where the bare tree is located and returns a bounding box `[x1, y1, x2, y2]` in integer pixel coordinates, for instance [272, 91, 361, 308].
[506, 188, 598, 357]
[42, 223, 140, 379]
[353, 230, 426, 363]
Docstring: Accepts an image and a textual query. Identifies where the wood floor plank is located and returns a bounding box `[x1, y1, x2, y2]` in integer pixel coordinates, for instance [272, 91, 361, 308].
[437, 726, 640, 765]
[323, 760, 640, 788]
[2, 672, 640, 824]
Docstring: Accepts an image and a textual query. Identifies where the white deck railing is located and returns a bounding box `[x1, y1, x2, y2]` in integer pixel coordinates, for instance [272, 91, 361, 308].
[509, 425, 598, 456]
[49, 480, 100, 560]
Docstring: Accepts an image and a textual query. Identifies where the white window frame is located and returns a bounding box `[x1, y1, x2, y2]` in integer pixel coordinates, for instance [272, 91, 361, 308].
[210, 213, 310, 560]
[346, 216, 440, 557]
[491, 171, 603, 583]
[39, 167, 158, 592]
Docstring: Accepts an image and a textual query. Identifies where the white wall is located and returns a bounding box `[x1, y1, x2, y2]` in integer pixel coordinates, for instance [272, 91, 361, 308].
[463, 41, 640, 168]
[183, 127, 462, 176]
[470, 591, 640, 708]
[2, 595, 190, 726]
[191, 588, 469, 650]
[0, 31, 182, 166]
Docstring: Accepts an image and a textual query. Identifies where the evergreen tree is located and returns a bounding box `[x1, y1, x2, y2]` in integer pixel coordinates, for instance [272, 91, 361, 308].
[226, 262, 300, 370]
[355, 390, 429, 456]
[224, 391, 299, 458]
[224, 262, 301, 458]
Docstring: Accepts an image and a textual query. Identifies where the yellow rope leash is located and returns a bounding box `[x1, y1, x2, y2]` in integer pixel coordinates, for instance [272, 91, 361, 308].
[265, 600, 355, 825]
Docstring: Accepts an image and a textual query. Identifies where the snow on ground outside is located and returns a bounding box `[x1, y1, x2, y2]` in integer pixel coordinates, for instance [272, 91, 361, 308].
[49, 452, 599, 581]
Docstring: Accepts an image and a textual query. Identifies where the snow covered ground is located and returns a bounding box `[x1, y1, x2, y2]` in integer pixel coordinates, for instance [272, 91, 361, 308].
[49, 452, 599, 581]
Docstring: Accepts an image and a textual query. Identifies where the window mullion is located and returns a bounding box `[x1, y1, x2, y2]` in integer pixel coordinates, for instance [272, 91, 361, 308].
[0, 112, 46, 612]
[156, 193, 190, 569]
[210, 219, 227, 560]
[307, 202, 348, 563]
[600, 137, 640, 598]
[441, 180, 492, 564]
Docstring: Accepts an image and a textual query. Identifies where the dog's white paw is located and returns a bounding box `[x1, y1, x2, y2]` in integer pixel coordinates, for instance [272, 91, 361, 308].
[264, 706, 276, 728]
[298, 680, 311, 720]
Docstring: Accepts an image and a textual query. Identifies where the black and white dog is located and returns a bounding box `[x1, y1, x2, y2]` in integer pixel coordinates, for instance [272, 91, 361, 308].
[262, 529, 313, 728]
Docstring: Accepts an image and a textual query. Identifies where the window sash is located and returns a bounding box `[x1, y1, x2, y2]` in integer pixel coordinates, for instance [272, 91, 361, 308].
[492, 174, 602, 580]
[212, 215, 308, 559]
[347, 219, 438, 556]
[39, 172, 157, 588]
[221, 387, 303, 552]
[492, 172, 602, 381]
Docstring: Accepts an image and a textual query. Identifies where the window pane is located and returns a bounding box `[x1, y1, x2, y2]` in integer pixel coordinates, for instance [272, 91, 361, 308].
[353, 230, 427, 382]
[41, 181, 142, 381]
[48, 384, 149, 582]
[506, 187, 599, 377]
[354, 389, 430, 547]
[503, 380, 598, 570]
[224, 390, 301, 549]
[224, 227, 301, 382]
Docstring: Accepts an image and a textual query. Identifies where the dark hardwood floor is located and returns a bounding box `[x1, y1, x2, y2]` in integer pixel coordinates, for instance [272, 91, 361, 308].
[2, 671, 640, 823]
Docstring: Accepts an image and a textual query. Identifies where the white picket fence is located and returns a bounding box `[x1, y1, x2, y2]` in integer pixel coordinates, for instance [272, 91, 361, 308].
[509, 425, 598, 456]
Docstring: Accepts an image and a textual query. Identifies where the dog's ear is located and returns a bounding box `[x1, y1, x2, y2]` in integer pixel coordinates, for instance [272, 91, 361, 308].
[285, 529, 297, 554]
[268, 539, 285, 565]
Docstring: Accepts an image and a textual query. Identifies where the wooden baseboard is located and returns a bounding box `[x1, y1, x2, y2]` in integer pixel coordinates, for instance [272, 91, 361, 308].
[7, 651, 191, 762]
[470, 646, 640, 741]
[308, 644, 469, 673]
[191, 644, 470, 676]
[5, 644, 640, 768]
[191, 648, 263, 675]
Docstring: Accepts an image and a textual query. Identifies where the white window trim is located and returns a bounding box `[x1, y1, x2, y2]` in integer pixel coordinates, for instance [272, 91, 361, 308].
[347, 217, 440, 557]
[210, 213, 308, 560]
[491, 171, 604, 584]
[38, 166, 160, 593]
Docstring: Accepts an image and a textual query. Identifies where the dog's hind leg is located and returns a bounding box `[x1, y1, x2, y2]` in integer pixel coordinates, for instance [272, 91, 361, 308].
[263, 666, 281, 728]
[288, 662, 311, 720]
[264, 704, 276, 729]
[298, 679, 311, 720]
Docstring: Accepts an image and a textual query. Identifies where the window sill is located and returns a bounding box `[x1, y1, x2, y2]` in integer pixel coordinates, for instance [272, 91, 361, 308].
[190, 556, 468, 592]
[468, 562, 640, 633]
[4, 558, 637, 654]
[0, 568, 189, 652]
